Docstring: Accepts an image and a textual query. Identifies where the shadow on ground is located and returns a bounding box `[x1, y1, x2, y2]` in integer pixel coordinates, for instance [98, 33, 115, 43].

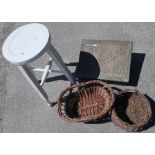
[46, 52, 146, 109]
[76, 53, 145, 86]
[45, 47, 145, 87]
[46, 51, 100, 83]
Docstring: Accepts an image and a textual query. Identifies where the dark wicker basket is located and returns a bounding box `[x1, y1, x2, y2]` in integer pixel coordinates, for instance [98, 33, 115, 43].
[111, 89, 152, 132]
[57, 80, 115, 122]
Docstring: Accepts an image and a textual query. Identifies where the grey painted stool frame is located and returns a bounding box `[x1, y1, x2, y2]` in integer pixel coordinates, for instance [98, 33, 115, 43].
[2, 23, 75, 106]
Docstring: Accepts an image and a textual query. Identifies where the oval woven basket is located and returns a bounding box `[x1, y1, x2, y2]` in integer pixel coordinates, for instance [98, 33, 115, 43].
[111, 89, 152, 132]
[57, 80, 115, 122]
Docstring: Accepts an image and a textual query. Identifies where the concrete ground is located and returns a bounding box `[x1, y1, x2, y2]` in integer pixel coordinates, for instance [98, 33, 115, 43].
[0, 22, 155, 132]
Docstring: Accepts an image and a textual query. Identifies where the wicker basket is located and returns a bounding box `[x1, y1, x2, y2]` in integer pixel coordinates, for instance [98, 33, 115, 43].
[57, 80, 115, 122]
[111, 89, 152, 132]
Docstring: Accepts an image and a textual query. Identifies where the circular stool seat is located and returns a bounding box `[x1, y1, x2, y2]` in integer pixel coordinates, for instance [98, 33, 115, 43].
[2, 23, 49, 65]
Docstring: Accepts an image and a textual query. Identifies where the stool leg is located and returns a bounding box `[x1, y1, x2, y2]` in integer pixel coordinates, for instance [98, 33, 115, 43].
[40, 58, 52, 86]
[17, 65, 50, 105]
[47, 44, 76, 84]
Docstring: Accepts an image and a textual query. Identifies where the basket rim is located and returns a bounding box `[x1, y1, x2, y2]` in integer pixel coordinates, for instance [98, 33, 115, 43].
[57, 80, 115, 122]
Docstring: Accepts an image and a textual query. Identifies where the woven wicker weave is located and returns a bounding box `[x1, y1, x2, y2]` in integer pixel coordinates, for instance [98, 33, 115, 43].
[111, 89, 152, 132]
[57, 80, 115, 122]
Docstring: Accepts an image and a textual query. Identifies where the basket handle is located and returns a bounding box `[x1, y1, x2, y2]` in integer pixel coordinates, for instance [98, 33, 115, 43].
[58, 80, 108, 101]
[116, 89, 138, 96]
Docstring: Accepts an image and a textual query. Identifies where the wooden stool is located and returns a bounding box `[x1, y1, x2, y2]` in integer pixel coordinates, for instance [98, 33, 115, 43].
[2, 23, 75, 106]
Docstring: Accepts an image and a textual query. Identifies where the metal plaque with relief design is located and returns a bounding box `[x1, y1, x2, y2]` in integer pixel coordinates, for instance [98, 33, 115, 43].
[77, 40, 132, 82]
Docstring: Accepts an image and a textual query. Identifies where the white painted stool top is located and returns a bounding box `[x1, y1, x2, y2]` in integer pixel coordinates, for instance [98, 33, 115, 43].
[2, 23, 49, 65]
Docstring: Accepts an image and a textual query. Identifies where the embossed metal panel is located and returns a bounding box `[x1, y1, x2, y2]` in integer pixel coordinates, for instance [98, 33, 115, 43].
[78, 40, 132, 82]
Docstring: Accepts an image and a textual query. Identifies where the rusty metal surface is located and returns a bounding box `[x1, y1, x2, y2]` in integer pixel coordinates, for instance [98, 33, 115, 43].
[78, 40, 132, 82]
